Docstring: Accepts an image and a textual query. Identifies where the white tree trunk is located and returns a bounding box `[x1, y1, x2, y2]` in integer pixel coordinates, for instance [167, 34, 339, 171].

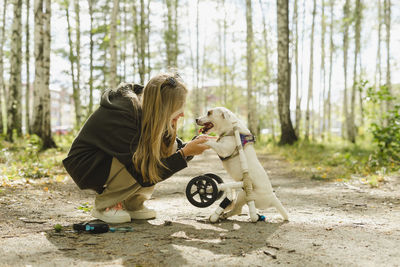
[305, 0, 316, 141]
[25, 0, 31, 134]
[109, 0, 119, 88]
[246, 0, 257, 135]
[0, 0, 8, 133]
[327, 0, 334, 139]
[33, 0, 55, 148]
[74, 0, 81, 104]
[384, 0, 391, 112]
[342, 0, 350, 140]
[8, 0, 23, 140]
[88, 0, 94, 114]
[349, 0, 362, 143]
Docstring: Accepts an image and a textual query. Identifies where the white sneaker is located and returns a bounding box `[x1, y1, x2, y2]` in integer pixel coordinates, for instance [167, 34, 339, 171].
[91, 208, 131, 224]
[128, 207, 156, 220]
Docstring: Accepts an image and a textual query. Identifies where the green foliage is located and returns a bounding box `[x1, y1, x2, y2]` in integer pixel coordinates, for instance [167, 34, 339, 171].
[264, 138, 395, 186]
[77, 202, 92, 213]
[0, 134, 69, 181]
[54, 224, 63, 233]
[366, 84, 400, 167]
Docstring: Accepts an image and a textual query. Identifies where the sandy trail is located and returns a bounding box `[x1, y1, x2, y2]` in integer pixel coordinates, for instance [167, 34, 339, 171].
[1, 150, 399, 266]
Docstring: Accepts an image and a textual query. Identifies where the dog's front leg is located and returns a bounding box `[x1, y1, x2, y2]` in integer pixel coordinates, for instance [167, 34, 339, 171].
[205, 137, 236, 159]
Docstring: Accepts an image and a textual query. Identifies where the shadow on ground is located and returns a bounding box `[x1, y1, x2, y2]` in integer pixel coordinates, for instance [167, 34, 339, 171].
[45, 218, 284, 266]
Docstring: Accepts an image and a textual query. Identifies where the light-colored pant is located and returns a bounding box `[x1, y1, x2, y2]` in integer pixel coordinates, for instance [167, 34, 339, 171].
[94, 157, 155, 211]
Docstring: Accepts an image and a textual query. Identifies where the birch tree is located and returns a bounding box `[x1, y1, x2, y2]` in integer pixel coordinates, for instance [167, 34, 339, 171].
[293, 0, 301, 138]
[384, 0, 391, 111]
[0, 0, 7, 133]
[246, 0, 257, 135]
[131, 0, 138, 78]
[193, 0, 200, 132]
[74, 0, 81, 104]
[7, 0, 23, 140]
[320, 0, 326, 139]
[342, 0, 350, 140]
[121, 0, 127, 80]
[88, 0, 94, 114]
[348, 0, 362, 143]
[25, 0, 31, 133]
[327, 0, 335, 139]
[63, 0, 81, 127]
[375, 0, 382, 90]
[33, 0, 55, 148]
[305, 0, 316, 141]
[222, 0, 227, 105]
[139, 0, 146, 84]
[277, 0, 297, 145]
[109, 0, 119, 88]
[165, 0, 179, 68]
[146, 0, 151, 81]
[259, 0, 275, 140]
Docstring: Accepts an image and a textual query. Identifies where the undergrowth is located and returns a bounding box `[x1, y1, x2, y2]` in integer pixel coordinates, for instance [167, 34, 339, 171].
[255, 135, 398, 187]
[0, 133, 72, 181]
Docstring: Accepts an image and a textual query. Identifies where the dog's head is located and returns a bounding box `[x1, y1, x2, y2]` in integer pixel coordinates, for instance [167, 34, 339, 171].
[196, 107, 247, 135]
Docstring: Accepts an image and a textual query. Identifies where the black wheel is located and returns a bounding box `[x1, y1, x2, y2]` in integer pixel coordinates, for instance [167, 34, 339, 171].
[186, 175, 218, 208]
[204, 173, 224, 200]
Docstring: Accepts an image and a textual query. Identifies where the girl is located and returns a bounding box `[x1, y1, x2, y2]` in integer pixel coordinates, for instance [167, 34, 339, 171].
[63, 73, 209, 223]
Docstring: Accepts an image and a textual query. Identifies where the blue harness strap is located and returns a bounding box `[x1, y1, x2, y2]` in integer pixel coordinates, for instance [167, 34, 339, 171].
[219, 133, 256, 161]
[240, 133, 256, 146]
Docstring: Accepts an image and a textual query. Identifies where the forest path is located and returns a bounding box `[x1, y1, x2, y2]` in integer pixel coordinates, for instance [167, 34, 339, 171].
[0, 150, 399, 266]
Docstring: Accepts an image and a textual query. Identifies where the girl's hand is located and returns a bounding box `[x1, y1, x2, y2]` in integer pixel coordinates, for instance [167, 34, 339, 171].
[181, 135, 211, 156]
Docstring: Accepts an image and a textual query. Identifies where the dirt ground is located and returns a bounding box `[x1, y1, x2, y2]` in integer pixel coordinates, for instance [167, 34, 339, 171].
[1, 150, 399, 267]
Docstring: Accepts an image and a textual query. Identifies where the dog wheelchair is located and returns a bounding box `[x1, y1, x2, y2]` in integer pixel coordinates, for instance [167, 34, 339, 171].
[185, 120, 265, 223]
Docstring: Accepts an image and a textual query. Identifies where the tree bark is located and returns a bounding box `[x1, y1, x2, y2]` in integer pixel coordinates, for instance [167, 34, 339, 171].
[320, 0, 326, 139]
[88, 0, 94, 114]
[165, 0, 172, 67]
[327, 0, 334, 139]
[246, 0, 257, 135]
[146, 0, 150, 81]
[194, 0, 200, 133]
[64, 0, 81, 127]
[342, 0, 350, 140]
[259, 0, 275, 141]
[33, 0, 55, 149]
[74, 0, 81, 108]
[7, 0, 23, 140]
[0, 0, 8, 133]
[384, 0, 391, 111]
[222, 0, 227, 105]
[376, 0, 383, 123]
[122, 0, 127, 80]
[25, 0, 31, 134]
[305, 0, 316, 141]
[109, 0, 119, 88]
[132, 0, 138, 79]
[348, 0, 362, 143]
[277, 0, 297, 145]
[293, 0, 301, 138]
[139, 0, 146, 84]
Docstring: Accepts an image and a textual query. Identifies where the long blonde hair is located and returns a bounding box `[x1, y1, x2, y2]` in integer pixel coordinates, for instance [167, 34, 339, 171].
[133, 73, 188, 184]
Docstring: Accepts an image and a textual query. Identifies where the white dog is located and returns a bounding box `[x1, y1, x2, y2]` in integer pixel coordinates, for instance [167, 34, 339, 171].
[196, 107, 289, 221]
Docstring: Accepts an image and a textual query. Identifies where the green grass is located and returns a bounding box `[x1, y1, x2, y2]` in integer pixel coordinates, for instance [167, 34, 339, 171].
[0, 134, 70, 182]
[254, 135, 397, 186]
[0, 133, 397, 189]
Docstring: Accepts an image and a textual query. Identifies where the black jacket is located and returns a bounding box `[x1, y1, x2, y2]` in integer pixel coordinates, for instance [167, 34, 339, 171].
[62, 89, 187, 194]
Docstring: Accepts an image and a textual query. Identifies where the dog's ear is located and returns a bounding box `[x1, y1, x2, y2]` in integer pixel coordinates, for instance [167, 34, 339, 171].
[221, 110, 231, 120]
